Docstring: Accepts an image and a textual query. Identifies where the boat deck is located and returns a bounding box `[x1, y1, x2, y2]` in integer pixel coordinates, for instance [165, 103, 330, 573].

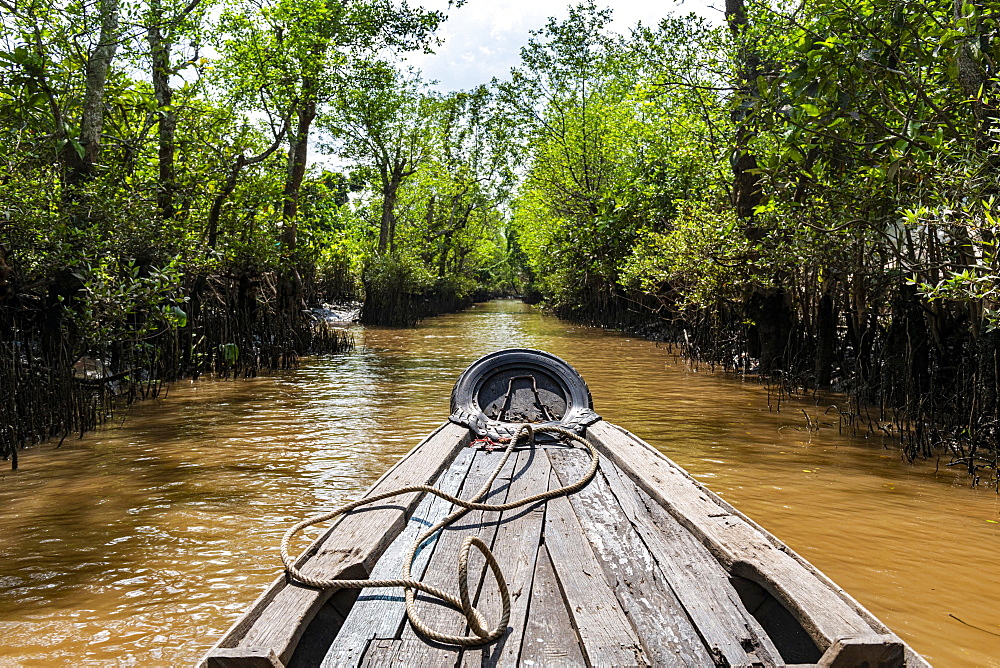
[202, 421, 921, 667]
[325, 437, 783, 667]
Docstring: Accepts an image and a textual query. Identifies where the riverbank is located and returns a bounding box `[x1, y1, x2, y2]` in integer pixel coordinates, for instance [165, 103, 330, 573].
[0, 276, 356, 471]
[536, 289, 1000, 487]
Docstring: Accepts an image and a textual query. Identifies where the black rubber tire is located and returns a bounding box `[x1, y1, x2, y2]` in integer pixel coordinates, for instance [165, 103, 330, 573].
[449, 348, 600, 440]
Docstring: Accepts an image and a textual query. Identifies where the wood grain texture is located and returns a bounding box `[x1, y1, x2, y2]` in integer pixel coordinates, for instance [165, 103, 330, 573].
[817, 634, 905, 667]
[201, 421, 472, 667]
[584, 421, 886, 654]
[204, 418, 925, 668]
[548, 447, 714, 666]
[541, 464, 649, 666]
[358, 639, 401, 667]
[459, 447, 551, 668]
[321, 446, 477, 667]
[517, 546, 586, 668]
[598, 454, 782, 667]
[203, 647, 283, 668]
[370, 447, 517, 665]
[285, 588, 356, 667]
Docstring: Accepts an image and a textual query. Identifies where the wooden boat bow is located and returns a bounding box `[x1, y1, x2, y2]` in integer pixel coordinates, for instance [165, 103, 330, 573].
[200, 349, 928, 668]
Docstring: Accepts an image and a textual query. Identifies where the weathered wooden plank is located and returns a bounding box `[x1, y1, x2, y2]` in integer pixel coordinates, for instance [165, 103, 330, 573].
[201, 421, 472, 667]
[583, 421, 893, 656]
[816, 634, 905, 667]
[286, 588, 356, 667]
[359, 639, 401, 667]
[548, 447, 714, 666]
[517, 546, 586, 668]
[204, 647, 282, 667]
[541, 464, 649, 666]
[458, 447, 551, 668]
[320, 446, 478, 667]
[598, 453, 782, 667]
[368, 447, 518, 665]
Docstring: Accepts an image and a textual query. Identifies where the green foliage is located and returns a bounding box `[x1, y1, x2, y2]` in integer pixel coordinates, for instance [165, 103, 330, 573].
[508, 3, 730, 312]
[621, 203, 755, 310]
[504, 0, 1000, 464]
[2, 0, 1000, 469]
[319, 67, 517, 319]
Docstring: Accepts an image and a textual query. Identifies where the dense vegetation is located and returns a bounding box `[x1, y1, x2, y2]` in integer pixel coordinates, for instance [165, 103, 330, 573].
[0, 0, 515, 464]
[507, 0, 1000, 481]
[3, 0, 999, 480]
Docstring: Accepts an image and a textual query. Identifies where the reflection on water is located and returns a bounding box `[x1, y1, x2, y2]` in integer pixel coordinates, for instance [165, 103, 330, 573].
[1, 300, 997, 665]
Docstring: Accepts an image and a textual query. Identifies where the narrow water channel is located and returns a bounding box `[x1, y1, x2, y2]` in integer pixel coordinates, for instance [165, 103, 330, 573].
[1, 300, 997, 666]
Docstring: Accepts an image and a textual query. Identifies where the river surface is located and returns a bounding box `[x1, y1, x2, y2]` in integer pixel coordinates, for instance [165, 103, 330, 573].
[1, 300, 998, 666]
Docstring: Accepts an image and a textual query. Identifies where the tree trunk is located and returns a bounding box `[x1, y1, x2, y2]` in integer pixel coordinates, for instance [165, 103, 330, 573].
[954, 0, 997, 144]
[379, 170, 402, 254]
[65, 0, 120, 187]
[207, 156, 244, 249]
[208, 121, 288, 248]
[281, 97, 316, 249]
[425, 193, 435, 242]
[148, 1, 176, 221]
[438, 233, 451, 277]
[727, 0, 794, 373]
[0, 244, 12, 302]
[748, 289, 792, 374]
[815, 290, 836, 388]
[278, 94, 316, 315]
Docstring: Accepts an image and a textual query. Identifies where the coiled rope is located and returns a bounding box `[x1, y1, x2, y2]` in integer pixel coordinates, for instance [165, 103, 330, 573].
[281, 423, 598, 647]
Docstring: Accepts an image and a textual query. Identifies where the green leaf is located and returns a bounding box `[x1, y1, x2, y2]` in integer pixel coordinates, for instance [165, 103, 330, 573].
[172, 306, 187, 328]
[800, 103, 822, 117]
[219, 343, 240, 364]
[69, 138, 85, 159]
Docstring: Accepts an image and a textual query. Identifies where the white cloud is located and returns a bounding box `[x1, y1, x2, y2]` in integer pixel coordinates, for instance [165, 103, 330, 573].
[405, 0, 721, 91]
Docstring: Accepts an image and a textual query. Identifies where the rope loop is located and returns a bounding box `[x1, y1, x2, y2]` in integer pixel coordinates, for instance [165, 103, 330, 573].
[458, 535, 510, 641]
[281, 423, 597, 647]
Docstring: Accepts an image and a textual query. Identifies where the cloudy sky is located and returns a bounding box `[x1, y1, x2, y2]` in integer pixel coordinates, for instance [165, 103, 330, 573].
[404, 0, 721, 91]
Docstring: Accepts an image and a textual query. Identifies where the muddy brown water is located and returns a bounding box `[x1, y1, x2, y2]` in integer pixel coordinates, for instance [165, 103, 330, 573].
[1, 300, 998, 666]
